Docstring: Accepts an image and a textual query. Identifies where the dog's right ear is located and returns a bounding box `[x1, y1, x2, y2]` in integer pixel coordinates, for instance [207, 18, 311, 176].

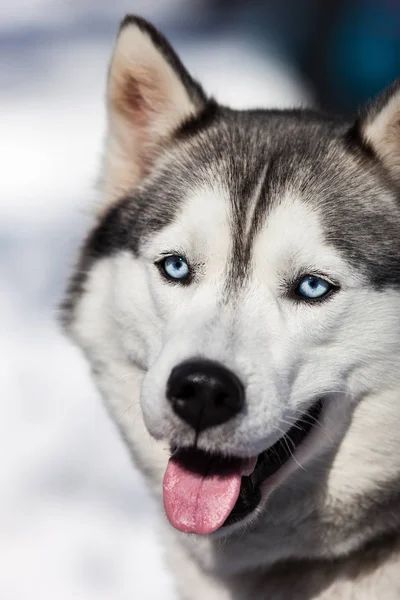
[356, 79, 400, 184]
[102, 16, 207, 211]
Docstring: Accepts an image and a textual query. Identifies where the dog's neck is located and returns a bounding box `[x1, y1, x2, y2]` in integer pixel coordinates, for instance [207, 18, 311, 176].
[163, 527, 400, 600]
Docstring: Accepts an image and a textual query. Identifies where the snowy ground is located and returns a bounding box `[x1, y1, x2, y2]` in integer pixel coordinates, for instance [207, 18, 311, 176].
[0, 3, 309, 598]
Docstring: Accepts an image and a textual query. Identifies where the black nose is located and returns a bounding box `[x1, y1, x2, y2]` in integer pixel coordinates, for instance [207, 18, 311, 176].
[166, 359, 244, 430]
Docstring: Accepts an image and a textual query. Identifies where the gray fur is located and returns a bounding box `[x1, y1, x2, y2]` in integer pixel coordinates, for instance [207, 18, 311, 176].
[62, 16, 400, 600]
[63, 108, 400, 326]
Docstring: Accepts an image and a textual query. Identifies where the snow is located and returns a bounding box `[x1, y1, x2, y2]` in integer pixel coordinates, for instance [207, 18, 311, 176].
[0, 4, 309, 598]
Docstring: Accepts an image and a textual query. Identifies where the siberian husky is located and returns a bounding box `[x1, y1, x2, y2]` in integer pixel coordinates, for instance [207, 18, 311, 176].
[62, 16, 400, 599]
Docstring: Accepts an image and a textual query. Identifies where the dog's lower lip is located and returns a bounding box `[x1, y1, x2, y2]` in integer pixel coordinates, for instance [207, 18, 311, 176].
[223, 398, 324, 527]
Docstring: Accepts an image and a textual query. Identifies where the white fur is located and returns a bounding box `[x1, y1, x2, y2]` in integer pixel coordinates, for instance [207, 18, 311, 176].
[69, 180, 400, 598]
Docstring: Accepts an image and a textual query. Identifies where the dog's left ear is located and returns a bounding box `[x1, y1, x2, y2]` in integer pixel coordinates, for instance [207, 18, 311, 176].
[357, 79, 400, 182]
[102, 16, 207, 210]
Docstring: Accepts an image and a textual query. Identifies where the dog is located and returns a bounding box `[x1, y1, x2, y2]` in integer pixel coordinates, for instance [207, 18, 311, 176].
[62, 16, 400, 599]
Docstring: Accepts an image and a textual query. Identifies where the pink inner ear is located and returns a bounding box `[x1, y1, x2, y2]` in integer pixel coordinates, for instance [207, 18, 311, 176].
[109, 69, 168, 179]
[112, 72, 150, 127]
[103, 21, 203, 205]
[113, 66, 171, 127]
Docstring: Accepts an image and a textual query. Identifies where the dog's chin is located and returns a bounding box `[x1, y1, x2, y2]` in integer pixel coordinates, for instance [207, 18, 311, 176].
[163, 399, 324, 537]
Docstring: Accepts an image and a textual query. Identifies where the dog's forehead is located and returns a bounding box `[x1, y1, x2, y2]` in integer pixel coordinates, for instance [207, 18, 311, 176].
[147, 176, 325, 258]
[148, 113, 400, 289]
[145, 175, 357, 300]
[75, 110, 400, 297]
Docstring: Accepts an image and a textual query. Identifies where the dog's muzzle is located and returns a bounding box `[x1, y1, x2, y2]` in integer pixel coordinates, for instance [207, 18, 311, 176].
[162, 358, 323, 536]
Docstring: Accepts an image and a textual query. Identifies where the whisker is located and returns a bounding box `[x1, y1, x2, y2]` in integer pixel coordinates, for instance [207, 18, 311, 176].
[118, 401, 141, 423]
[278, 427, 308, 473]
[280, 417, 304, 433]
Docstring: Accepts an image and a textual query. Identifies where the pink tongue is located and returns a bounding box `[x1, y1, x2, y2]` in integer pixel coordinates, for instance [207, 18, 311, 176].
[163, 453, 253, 535]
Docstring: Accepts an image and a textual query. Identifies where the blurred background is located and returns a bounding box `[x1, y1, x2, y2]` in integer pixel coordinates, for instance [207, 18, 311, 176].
[1, 1, 399, 598]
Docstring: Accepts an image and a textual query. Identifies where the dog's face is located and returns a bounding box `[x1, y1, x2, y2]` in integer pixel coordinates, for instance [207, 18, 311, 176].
[63, 17, 400, 550]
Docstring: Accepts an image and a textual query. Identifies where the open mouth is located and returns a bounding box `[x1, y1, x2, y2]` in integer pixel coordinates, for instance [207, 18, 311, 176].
[163, 399, 323, 535]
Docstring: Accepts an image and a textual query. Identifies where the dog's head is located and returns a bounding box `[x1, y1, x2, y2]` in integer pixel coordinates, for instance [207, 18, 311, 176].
[63, 16, 400, 553]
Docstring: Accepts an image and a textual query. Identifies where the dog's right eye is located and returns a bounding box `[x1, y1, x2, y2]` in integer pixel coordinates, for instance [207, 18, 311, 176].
[294, 275, 336, 301]
[158, 255, 191, 282]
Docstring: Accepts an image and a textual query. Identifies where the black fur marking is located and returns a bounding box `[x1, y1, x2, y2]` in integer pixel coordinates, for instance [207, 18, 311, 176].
[226, 158, 274, 291]
[176, 99, 220, 139]
[61, 160, 195, 326]
[343, 119, 376, 160]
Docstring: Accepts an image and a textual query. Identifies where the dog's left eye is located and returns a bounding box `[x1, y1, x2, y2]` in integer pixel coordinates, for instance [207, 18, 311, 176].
[295, 275, 332, 300]
[159, 255, 190, 281]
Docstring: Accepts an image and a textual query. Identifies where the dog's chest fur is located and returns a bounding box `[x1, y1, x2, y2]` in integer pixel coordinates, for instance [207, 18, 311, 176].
[165, 528, 400, 600]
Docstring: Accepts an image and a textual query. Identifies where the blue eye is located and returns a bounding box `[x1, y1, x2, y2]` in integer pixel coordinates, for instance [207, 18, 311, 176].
[161, 255, 190, 281]
[296, 275, 332, 300]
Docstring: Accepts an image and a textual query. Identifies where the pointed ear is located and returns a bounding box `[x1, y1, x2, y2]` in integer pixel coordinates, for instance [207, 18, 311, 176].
[102, 16, 207, 209]
[357, 79, 400, 182]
